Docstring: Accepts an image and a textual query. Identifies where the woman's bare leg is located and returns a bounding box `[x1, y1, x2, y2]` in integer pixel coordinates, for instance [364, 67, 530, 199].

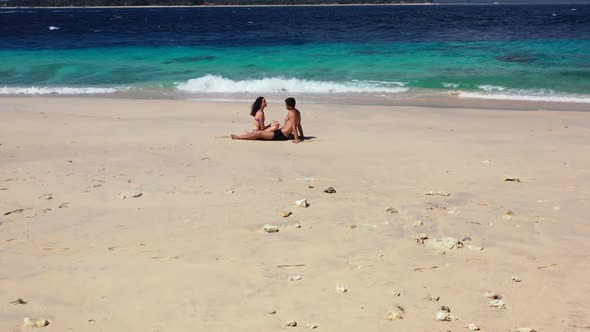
[231, 130, 274, 140]
[263, 122, 280, 132]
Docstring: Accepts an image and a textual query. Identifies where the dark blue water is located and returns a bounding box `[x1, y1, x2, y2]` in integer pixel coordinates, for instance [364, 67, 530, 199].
[2, 5, 589, 48]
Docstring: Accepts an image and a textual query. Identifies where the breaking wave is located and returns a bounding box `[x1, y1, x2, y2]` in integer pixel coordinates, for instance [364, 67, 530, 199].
[457, 85, 590, 103]
[176, 75, 408, 94]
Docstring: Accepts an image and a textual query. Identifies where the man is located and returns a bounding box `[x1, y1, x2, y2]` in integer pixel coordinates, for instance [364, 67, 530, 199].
[231, 97, 304, 144]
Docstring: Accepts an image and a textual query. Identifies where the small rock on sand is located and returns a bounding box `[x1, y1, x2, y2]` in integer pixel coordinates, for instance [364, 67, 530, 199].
[336, 285, 348, 293]
[504, 177, 521, 182]
[10, 298, 27, 305]
[489, 299, 506, 309]
[267, 310, 277, 315]
[120, 192, 143, 199]
[512, 276, 522, 282]
[435, 311, 456, 321]
[387, 305, 405, 320]
[426, 295, 440, 302]
[284, 320, 297, 327]
[414, 233, 429, 244]
[280, 211, 293, 218]
[263, 224, 279, 233]
[324, 187, 336, 194]
[484, 291, 502, 299]
[467, 323, 480, 331]
[306, 323, 319, 329]
[426, 237, 463, 253]
[295, 199, 309, 208]
[58, 202, 69, 208]
[23, 317, 49, 328]
[385, 207, 398, 214]
[425, 191, 451, 197]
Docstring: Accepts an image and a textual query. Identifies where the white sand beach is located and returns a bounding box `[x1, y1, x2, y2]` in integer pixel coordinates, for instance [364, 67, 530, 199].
[1, 97, 589, 331]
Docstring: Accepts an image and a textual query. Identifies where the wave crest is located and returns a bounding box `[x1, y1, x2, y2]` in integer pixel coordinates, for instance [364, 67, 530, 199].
[457, 85, 590, 103]
[176, 75, 407, 94]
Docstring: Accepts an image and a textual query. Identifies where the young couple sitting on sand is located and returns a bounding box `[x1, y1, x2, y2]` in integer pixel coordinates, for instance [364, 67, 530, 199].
[231, 97, 304, 144]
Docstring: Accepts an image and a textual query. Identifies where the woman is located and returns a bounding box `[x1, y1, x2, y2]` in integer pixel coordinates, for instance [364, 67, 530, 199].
[250, 96, 279, 132]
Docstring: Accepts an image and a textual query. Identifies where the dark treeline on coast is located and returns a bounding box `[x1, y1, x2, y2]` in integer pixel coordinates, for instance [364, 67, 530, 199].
[0, 0, 431, 7]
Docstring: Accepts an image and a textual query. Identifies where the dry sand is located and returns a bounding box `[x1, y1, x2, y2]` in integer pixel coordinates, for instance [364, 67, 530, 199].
[1, 97, 589, 331]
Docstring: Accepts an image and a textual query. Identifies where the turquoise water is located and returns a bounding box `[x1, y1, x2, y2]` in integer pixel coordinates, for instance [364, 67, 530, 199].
[1, 6, 590, 102]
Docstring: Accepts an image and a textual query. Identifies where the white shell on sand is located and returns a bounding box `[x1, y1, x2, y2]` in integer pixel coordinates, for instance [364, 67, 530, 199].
[295, 199, 309, 208]
[289, 275, 302, 281]
[425, 191, 451, 197]
[38, 193, 53, 200]
[467, 245, 484, 251]
[413, 220, 424, 227]
[447, 207, 460, 215]
[489, 299, 506, 309]
[387, 305, 405, 320]
[335, 284, 348, 293]
[512, 276, 522, 282]
[467, 323, 480, 331]
[120, 192, 143, 199]
[284, 320, 298, 327]
[263, 224, 279, 233]
[515, 328, 537, 332]
[23, 317, 49, 328]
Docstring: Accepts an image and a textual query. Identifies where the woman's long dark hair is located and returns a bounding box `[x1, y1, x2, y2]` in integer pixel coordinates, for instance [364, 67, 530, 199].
[250, 96, 264, 117]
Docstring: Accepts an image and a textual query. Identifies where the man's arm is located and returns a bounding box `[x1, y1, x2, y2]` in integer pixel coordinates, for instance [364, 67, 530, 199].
[297, 119, 304, 139]
[289, 111, 300, 143]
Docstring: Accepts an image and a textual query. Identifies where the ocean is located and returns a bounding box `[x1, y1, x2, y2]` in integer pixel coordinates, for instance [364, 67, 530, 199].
[1, 5, 589, 103]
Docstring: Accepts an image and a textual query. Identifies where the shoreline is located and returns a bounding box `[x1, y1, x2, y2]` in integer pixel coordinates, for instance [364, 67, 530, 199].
[1, 93, 589, 112]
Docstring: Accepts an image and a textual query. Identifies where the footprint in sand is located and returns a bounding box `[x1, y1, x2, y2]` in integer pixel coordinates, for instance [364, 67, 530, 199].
[42, 247, 70, 252]
[151, 256, 180, 260]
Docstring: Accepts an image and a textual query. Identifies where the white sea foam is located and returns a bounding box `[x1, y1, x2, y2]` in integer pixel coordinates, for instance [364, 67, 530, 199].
[458, 85, 590, 103]
[443, 82, 460, 88]
[48, 26, 60, 30]
[0, 86, 122, 95]
[176, 75, 408, 94]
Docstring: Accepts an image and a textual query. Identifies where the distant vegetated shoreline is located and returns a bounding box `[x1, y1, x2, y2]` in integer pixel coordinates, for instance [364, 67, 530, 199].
[1, 0, 432, 7]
